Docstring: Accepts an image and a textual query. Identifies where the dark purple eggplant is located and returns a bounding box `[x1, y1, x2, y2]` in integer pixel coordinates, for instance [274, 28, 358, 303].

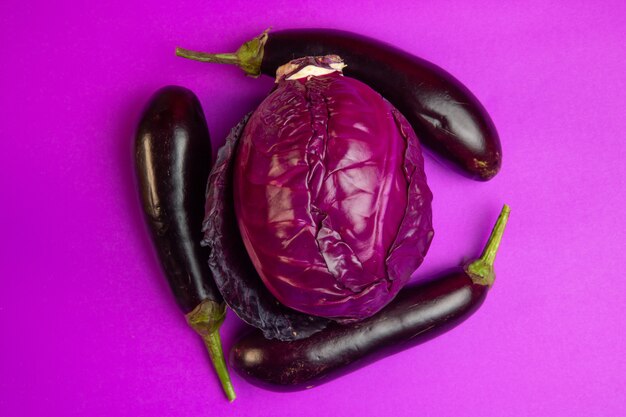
[134, 86, 235, 401]
[229, 205, 510, 390]
[176, 29, 501, 181]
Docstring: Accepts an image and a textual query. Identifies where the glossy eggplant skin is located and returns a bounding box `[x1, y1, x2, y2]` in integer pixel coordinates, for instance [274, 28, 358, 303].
[230, 267, 488, 390]
[259, 29, 501, 181]
[135, 85, 220, 313]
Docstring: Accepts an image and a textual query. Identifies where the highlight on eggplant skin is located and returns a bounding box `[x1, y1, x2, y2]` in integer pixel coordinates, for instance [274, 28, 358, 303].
[175, 28, 502, 181]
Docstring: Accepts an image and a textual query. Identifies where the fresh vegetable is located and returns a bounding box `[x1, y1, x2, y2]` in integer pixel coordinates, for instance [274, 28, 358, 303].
[134, 86, 235, 401]
[229, 56, 433, 322]
[201, 114, 331, 342]
[230, 205, 510, 390]
[176, 28, 501, 181]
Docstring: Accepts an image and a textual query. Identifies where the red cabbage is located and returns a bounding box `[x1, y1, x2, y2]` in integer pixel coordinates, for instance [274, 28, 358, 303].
[234, 56, 434, 321]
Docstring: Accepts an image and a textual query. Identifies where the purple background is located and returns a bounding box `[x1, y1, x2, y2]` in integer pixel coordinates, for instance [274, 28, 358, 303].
[2, 1, 625, 416]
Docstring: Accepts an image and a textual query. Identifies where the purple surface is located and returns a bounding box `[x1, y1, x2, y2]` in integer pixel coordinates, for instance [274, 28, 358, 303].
[1, 1, 625, 416]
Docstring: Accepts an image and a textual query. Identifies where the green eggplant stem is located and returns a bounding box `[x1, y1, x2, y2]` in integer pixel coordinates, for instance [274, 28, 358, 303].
[175, 29, 269, 77]
[201, 331, 236, 402]
[175, 49, 241, 65]
[186, 300, 236, 402]
[465, 204, 511, 287]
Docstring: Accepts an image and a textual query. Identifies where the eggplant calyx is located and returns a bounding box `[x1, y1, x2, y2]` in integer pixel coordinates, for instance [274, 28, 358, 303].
[186, 299, 227, 333]
[464, 204, 510, 287]
[185, 300, 236, 402]
[175, 29, 269, 77]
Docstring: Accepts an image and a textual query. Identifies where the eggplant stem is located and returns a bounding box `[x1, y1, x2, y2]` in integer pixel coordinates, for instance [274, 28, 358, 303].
[186, 300, 236, 402]
[175, 29, 269, 77]
[175, 48, 240, 65]
[480, 204, 510, 266]
[201, 331, 236, 402]
[465, 204, 510, 287]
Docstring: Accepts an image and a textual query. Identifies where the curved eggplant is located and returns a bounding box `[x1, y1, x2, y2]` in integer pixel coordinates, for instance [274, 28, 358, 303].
[229, 205, 510, 390]
[134, 86, 235, 401]
[176, 29, 502, 180]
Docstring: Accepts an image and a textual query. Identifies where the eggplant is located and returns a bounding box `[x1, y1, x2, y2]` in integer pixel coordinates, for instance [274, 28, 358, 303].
[229, 205, 510, 390]
[134, 86, 235, 401]
[176, 29, 501, 181]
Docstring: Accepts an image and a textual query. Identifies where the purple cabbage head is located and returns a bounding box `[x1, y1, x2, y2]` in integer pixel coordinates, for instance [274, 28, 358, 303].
[233, 56, 433, 322]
